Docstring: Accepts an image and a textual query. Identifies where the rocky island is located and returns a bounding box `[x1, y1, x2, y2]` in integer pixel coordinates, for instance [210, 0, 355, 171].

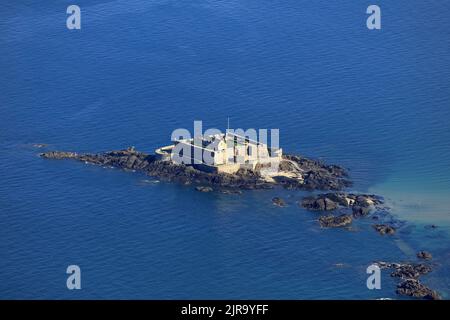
[39, 145, 441, 300]
[40, 148, 400, 234]
[40, 147, 351, 191]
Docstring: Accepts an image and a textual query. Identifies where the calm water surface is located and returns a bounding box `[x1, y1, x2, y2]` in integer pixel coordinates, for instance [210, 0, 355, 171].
[1, 1, 449, 299]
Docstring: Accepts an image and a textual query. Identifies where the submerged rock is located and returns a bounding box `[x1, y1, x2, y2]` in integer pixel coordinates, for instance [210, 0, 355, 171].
[33, 143, 48, 148]
[417, 251, 433, 260]
[272, 197, 286, 207]
[301, 197, 338, 211]
[324, 192, 355, 207]
[396, 279, 441, 300]
[352, 205, 371, 217]
[195, 186, 213, 193]
[41, 151, 79, 159]
[354, 195, 375, 207]
[373, 224, 396, 235]
[219, 189, 242, 195]
[318, 214, 352, 228]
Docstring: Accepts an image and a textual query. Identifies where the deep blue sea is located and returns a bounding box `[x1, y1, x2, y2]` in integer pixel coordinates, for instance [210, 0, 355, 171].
[1, 1, 449, 299]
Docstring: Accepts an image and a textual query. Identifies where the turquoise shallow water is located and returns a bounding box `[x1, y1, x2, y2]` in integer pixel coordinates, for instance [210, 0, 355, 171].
[0, 0, 449, 299]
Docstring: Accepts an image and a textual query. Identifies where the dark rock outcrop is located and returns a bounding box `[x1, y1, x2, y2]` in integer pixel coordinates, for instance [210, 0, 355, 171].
[41, 148, 351, 192]
[373, 224, 396, 235]
[390, 264, 432, 279]
[375, 261, 440, 300]
[272, 197, 286, 207]
[41, 151, 79, 159]
[41, 148, 273, 190]
[417, 251, 432, 260]
[281, 155, 351, 190]
[352, 205, 371, 217]
[375, 262, 432, 279]
[300, 192, 390, 233]
[396, 279, 441, 300]
[300, 192, 383, 216]
[318, 214, 352, 228]
[323, 192, 354, 207]
[301, 197, 338, 211]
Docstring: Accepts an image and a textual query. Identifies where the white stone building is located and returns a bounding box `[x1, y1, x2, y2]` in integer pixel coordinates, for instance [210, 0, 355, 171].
[155, 132, 282, 174]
